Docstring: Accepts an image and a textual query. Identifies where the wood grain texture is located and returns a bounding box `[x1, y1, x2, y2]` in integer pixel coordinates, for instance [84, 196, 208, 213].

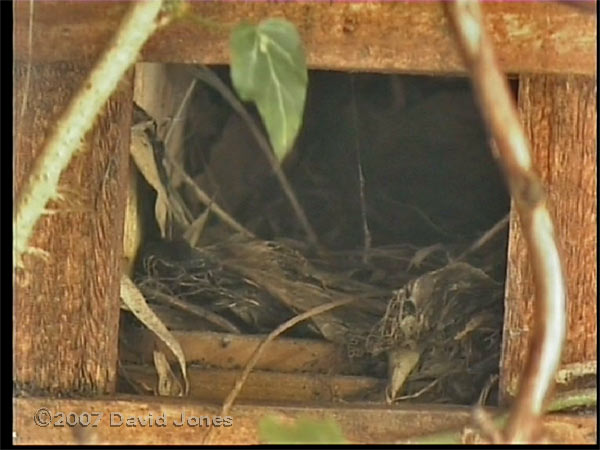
[13, 396, 596, 445]
[14, 1, 596, 75]
[500, 75, 597, 401]
[13, 63, 133, 395]
[121, 329, 355, 374]
[123, 365, 381, 404]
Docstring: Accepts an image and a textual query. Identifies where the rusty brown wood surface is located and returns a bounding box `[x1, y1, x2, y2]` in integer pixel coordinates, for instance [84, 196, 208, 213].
[121, 328, 356, 374]
[13, 396, 596, 444]
[500, 75, 597, 401]
[13, 63, 132, 395]
[14, 1, 596, 75]
[123, 365, 381, 404]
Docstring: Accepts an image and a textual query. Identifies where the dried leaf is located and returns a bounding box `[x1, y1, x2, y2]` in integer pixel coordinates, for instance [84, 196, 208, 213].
[408, 243, 445, 270]
[120, 274, 189, 395]
[153, 350, 183, 396]
[130, 127, 170, 236]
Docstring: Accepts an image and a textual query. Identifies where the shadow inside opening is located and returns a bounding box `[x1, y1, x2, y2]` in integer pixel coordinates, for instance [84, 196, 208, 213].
[120, 64, 513, 407]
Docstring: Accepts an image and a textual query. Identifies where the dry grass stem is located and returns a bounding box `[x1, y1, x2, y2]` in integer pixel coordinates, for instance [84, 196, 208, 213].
[200, 297, 355, 444]
[165, 154, 255, 238]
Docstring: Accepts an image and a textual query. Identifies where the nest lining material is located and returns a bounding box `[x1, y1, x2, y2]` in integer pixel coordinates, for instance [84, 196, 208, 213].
[134, 234, 505, 405]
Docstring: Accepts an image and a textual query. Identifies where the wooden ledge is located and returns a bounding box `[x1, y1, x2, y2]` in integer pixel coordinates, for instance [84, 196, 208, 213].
[14, 1, 596, 74]
[13, 396, 596, 444]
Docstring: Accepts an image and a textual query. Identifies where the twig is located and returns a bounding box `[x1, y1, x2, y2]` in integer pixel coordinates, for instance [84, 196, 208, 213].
[14, 0, 165, 267]
[382, 196, 460, 239]
[203, 297, 355, 444]
[409, 384, 596, 445]
[350, 76, 372, 262]
[445, 0, 567, 443]
[222, 297, 354, 414]
[393, 379, 439, 401]
[164, 78, 198, 148]
[192, 65, 320, 248]
[454, 213, 509, 262]
[477, 374, 499, 406]
[165, 153, 256, 239]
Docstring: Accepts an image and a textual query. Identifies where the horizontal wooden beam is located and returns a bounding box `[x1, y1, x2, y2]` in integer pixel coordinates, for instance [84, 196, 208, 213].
[13, 396, 596, 444]
[123, 365, 382, 404]
[120, 328, 357, 374]
[14, 1, 596, 75]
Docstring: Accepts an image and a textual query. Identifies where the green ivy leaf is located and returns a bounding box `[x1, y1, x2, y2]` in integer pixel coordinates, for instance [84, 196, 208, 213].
[258, 415, 348, 444]
[230, 19, 308, 161]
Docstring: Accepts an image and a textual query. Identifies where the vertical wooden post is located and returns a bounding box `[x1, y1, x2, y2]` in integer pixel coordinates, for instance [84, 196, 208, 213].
[13, 62, 132, 395]
[500, 75, 597, 402]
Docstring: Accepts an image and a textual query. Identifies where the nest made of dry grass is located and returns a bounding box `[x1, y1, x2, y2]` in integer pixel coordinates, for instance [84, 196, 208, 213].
[133, 231, 505, 404]
[127, 69, 510, 405]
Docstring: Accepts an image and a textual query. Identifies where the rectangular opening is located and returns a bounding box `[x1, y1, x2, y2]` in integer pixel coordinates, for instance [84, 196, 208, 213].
[120, 63, 512, 407]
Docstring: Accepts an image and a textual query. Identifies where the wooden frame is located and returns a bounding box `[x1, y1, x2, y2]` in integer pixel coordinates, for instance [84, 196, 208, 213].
[13, 1, 596, 444]
[13, 396, 596, 445]
[502, 74, 597, 402]
[14, 1, 597, 74]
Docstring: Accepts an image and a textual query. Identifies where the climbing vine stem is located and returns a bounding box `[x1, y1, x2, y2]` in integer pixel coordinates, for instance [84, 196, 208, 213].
[445, 0, 567, 443]
[14, 0, 165, 268]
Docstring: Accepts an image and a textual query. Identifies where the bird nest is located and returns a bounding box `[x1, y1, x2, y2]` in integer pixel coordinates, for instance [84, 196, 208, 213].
[132, 231, 505, 405]
[126, 68, 510, 405]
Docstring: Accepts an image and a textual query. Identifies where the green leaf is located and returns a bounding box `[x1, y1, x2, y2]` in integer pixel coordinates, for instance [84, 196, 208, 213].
[258, 415, 348, 444]
[230, 18, 308, 161]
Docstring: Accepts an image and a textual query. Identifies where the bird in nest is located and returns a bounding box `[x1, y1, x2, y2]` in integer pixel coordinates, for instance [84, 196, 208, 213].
[360, 262, 504, 404]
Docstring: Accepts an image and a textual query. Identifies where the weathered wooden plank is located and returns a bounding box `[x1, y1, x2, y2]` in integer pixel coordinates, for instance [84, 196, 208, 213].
[14, 1, 597, 75]
[501, 75, 597, 401]
[13, 63, 133, 395]
[120, 328, 355, 374]
[13, 396, 596, 444]
[123, 365, 381, 404]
